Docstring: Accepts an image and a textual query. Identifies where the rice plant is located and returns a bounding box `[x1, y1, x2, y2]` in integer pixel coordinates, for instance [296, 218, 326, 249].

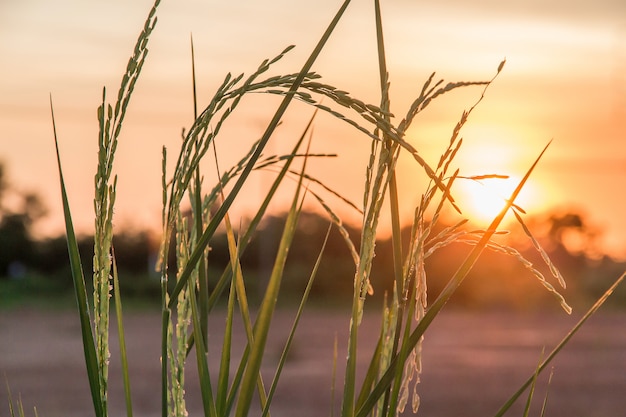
[46, 1, 625, 417]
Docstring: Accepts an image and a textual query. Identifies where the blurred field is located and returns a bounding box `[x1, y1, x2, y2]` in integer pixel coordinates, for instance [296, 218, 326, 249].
[1, 307, 625, 417]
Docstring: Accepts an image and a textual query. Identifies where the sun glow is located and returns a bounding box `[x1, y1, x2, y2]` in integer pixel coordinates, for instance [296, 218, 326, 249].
[443, 125, 549, 225]
[456, 175, 538, 224]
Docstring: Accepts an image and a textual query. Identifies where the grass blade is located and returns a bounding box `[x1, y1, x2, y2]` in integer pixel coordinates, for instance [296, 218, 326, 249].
[189, 280, 217, 417]
[355, 142, 552, 417]
[522, 349, 543, 417]
[5, 381, 31, 417]
[233, 193, 303, 417]
[261, 224, 334, 417]
[201, 140, 308, 311]
[160, 308, 170, 417]
[215, 139, 272, 415]
[50, 96, 104, 417]
[190, 34, 210, 353]
[331, 334, 339, 417]
[159, 149, 170, 417]
[219, 112, 319, 417]
[111, 251, 134, 417]
[540, 369, 555, 417]
[493, 271, 626, 417]
[168, 0, 354, 308]
[233, 136, 313, 417]
[354, 328, 383, 411]
[216, 276, 237, 416]
[372, 3, 413, 415]
[387, 279, 418, 416]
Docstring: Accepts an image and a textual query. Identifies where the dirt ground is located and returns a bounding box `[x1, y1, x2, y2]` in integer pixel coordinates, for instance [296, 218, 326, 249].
[1, 306, 625, 417]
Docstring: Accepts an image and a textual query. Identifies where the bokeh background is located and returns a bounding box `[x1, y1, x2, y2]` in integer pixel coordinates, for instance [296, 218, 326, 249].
[1, 0, 625, 256]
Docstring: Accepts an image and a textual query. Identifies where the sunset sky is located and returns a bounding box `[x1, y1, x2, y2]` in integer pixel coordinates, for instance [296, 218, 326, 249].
[1, 0, 625, 258]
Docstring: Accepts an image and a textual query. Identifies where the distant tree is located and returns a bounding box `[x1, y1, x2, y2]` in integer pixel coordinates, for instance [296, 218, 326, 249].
[0, 161, 47, 278]
[112, 230, 156, 274]
[0, 162, 7, 203]
[0, 213, 32, 276]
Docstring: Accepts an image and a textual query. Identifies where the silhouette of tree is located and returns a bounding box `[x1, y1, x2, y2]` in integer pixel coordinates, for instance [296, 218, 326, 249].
[0, 161, 47, 278]
[0, 162, 7, 204]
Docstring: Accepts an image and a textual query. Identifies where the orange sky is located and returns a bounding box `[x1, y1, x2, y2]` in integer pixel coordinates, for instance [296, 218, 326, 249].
[1, 0, 625, 258]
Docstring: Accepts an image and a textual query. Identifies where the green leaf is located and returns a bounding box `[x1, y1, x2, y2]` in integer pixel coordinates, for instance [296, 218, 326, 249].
[261, 224, 334, 417]
[112, 251, 134, 417]
[233, 154, 305, 417]
[51, 96, 105, 417]
[189, 281, 218, 417]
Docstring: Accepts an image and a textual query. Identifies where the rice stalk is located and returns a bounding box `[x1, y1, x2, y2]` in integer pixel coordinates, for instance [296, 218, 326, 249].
[167, 0, 354, 307]
[179, 111, 327, 361]
[372, 2, 409, 415]
[342, 4, 507, 415]
[513, 209, 567, 289]
[278, 169, 361, 215]
[310, 192, 360, 266]
[168, 212, 193, 417]
[91, 1, 160, 414]
[193, 114, 324, 327]
[453, 234, 571, 313]
[48, 2, 626, 417]
[385, 57, 505, 416]
[355, 141, 551, 417]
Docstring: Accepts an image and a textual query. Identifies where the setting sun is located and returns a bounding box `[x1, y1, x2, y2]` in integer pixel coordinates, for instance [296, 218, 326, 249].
[455, 174, 538, 224]
[443, 126, 543, 225]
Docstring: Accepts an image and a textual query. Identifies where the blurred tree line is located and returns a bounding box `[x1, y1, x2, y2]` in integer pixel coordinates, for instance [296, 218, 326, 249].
[1, 160, 625, 309]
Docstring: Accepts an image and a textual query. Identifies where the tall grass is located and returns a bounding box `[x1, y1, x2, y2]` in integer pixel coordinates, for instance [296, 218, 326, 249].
[46, 1, 625, 417]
